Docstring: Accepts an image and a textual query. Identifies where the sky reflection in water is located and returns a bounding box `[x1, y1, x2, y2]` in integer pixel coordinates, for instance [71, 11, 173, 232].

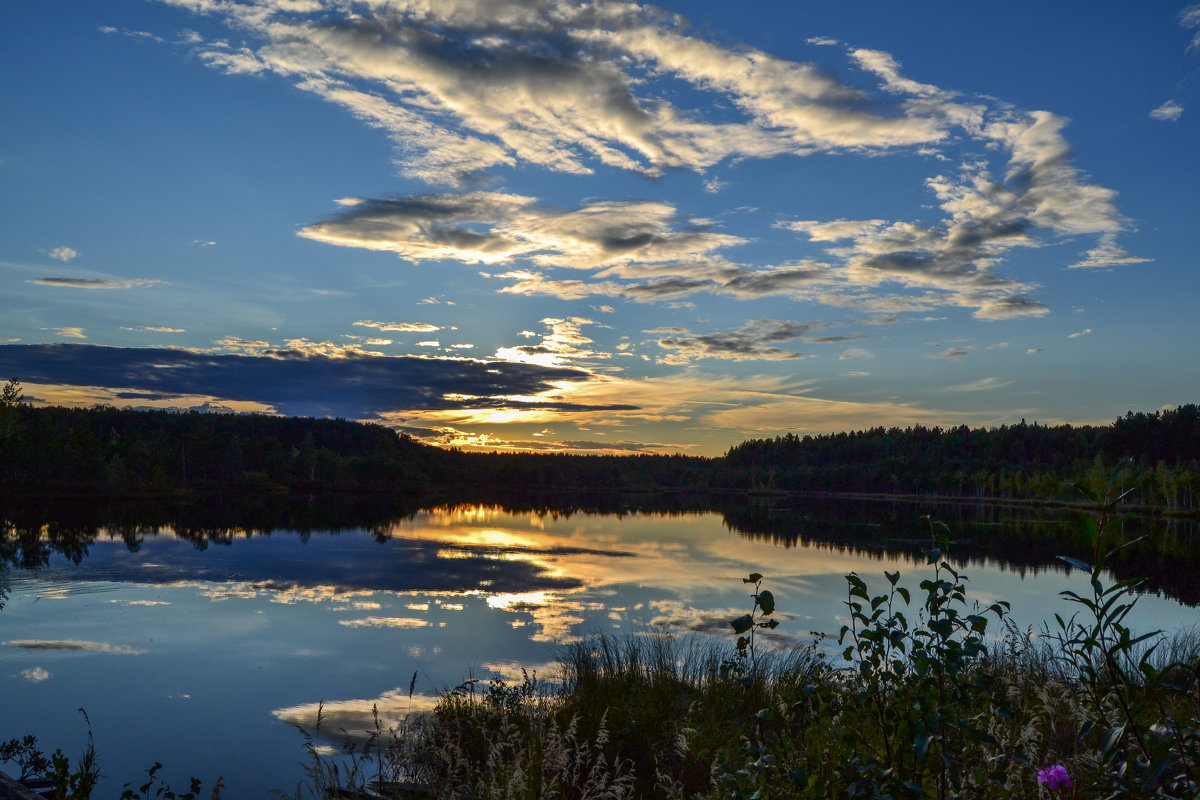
[2, 506, 1196, 798]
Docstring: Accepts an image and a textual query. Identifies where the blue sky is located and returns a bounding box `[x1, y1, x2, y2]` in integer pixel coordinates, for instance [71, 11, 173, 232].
[2, 1, 1198, 455]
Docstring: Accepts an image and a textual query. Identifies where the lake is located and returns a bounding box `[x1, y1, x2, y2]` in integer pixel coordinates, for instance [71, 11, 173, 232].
[2, 495, 1198, 797]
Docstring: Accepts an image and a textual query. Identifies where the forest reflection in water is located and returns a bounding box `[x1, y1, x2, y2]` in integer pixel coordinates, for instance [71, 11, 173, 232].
[1, 491, 1198, 798]
[4, 490, 1199, 605]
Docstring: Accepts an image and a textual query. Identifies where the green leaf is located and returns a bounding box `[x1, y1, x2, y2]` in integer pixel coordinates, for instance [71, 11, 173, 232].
[731, 614, 753, 634]
[1100, 724, 1125, 756]
[1057, 555, 1092, 573]
[884, 570, 900, 586]
[744, 573, 763, 584]
[914, 735, 930, 759]
[756, 589, 775, 615]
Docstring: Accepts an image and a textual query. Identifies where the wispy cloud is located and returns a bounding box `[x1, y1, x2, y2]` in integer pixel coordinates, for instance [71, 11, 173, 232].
[302, 193, 742, 273]
[338, 617, 432, 629]
[30, 277, 166, 289]
[1184, 4, 1200, 50]
[925, 346, 972, 359]
[1068, 233, 1152, 269]
[652, 319, 815, 364]
[1068, 328, 1092, 339]
[49, 246, 78, 262]
[50, 327, 87, 340]
[943, 376, 1012, 392]
[4, 639, 146, 655]
[354, 320, 442, 333]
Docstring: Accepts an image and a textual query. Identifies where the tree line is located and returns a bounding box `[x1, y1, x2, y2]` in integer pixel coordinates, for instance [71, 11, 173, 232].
[1, 379, 1197, 511]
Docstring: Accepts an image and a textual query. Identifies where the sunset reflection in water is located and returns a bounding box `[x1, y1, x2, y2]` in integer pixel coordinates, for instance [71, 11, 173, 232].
[2, 504, 1195, 799]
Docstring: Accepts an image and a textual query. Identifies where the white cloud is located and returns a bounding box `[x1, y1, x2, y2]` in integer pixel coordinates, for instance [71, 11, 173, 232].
[51, 327, 87, 340]
[1068, 328, 1092, 339]
[496, 317, 609, 367]
[1184, 4, 1200, 49]
[1069, 233, 1152, 269]
[49, 246, 78, 262]
[354, 320, 441, 333]
[22, 667, 51, 683]
[1150, 100, 1184, 121]
[338, 617, 430, 629]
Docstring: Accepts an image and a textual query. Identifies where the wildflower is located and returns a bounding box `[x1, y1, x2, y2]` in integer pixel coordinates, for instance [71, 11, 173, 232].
[1037, 764, 1072, 791]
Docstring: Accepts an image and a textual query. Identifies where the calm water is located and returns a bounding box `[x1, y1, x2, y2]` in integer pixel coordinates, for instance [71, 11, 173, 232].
[2, 498, 1198, 797]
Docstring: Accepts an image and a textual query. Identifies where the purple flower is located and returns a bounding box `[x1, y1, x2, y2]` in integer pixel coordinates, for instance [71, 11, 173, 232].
[1037, 764, 1073, 791]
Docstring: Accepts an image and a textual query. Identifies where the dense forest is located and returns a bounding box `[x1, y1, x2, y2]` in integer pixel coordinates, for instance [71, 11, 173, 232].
[1, 379, 1197, 512]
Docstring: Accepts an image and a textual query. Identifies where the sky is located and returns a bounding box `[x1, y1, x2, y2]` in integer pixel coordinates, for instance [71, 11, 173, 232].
[2, 1, 1198, 456]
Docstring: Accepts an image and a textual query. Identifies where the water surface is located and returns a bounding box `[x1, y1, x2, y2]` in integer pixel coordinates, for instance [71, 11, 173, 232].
[2, 497, 1196, 797]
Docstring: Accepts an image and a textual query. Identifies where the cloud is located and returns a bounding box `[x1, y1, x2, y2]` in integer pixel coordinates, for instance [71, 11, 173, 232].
[0, 343, 634, 421]
[1184, 4, 1200, 50]
[50, 327, 87, 340]
[1027, 347, 1043, 355]
[943, 377, 1012, 392]
[1150, 100, 1184, 121]
[1068, 233, 1152, 269]
[98, 26, 165, 43]
[169, 0, 984, 185]
[122, 326, 187, 333]
[1068, 328, 1092, 339]
[652, 319, 814, 364]
[30, 277, 166, 289]
[4, 639, 146, 655]
[22, 667, 51, 683]
[301, 193, 743, 274]
[494, 317, 609, 367]
[273, 689, 442, 745]
[925, 346, 972, 359]
[148, 0, 1138, 325]
[409, 424, 684, 454]
[338, 616, 431, 629]
[49, 246, 78, 262]
[354, 320, 441, 333]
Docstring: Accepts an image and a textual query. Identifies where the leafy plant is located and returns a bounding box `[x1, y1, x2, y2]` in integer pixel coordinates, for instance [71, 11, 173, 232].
[1047, 464, 1200, 796]
[729, 572, 779, 684]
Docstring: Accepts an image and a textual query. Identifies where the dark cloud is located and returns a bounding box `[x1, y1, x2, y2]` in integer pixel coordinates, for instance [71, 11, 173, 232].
[805, 335, 865, 344]
[30, 277, 164, 289]
[718, 265, 828, 296]
[624, 277, 717, 297]
[654, 319, 821, 363]
[0, 344, 635, 419]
